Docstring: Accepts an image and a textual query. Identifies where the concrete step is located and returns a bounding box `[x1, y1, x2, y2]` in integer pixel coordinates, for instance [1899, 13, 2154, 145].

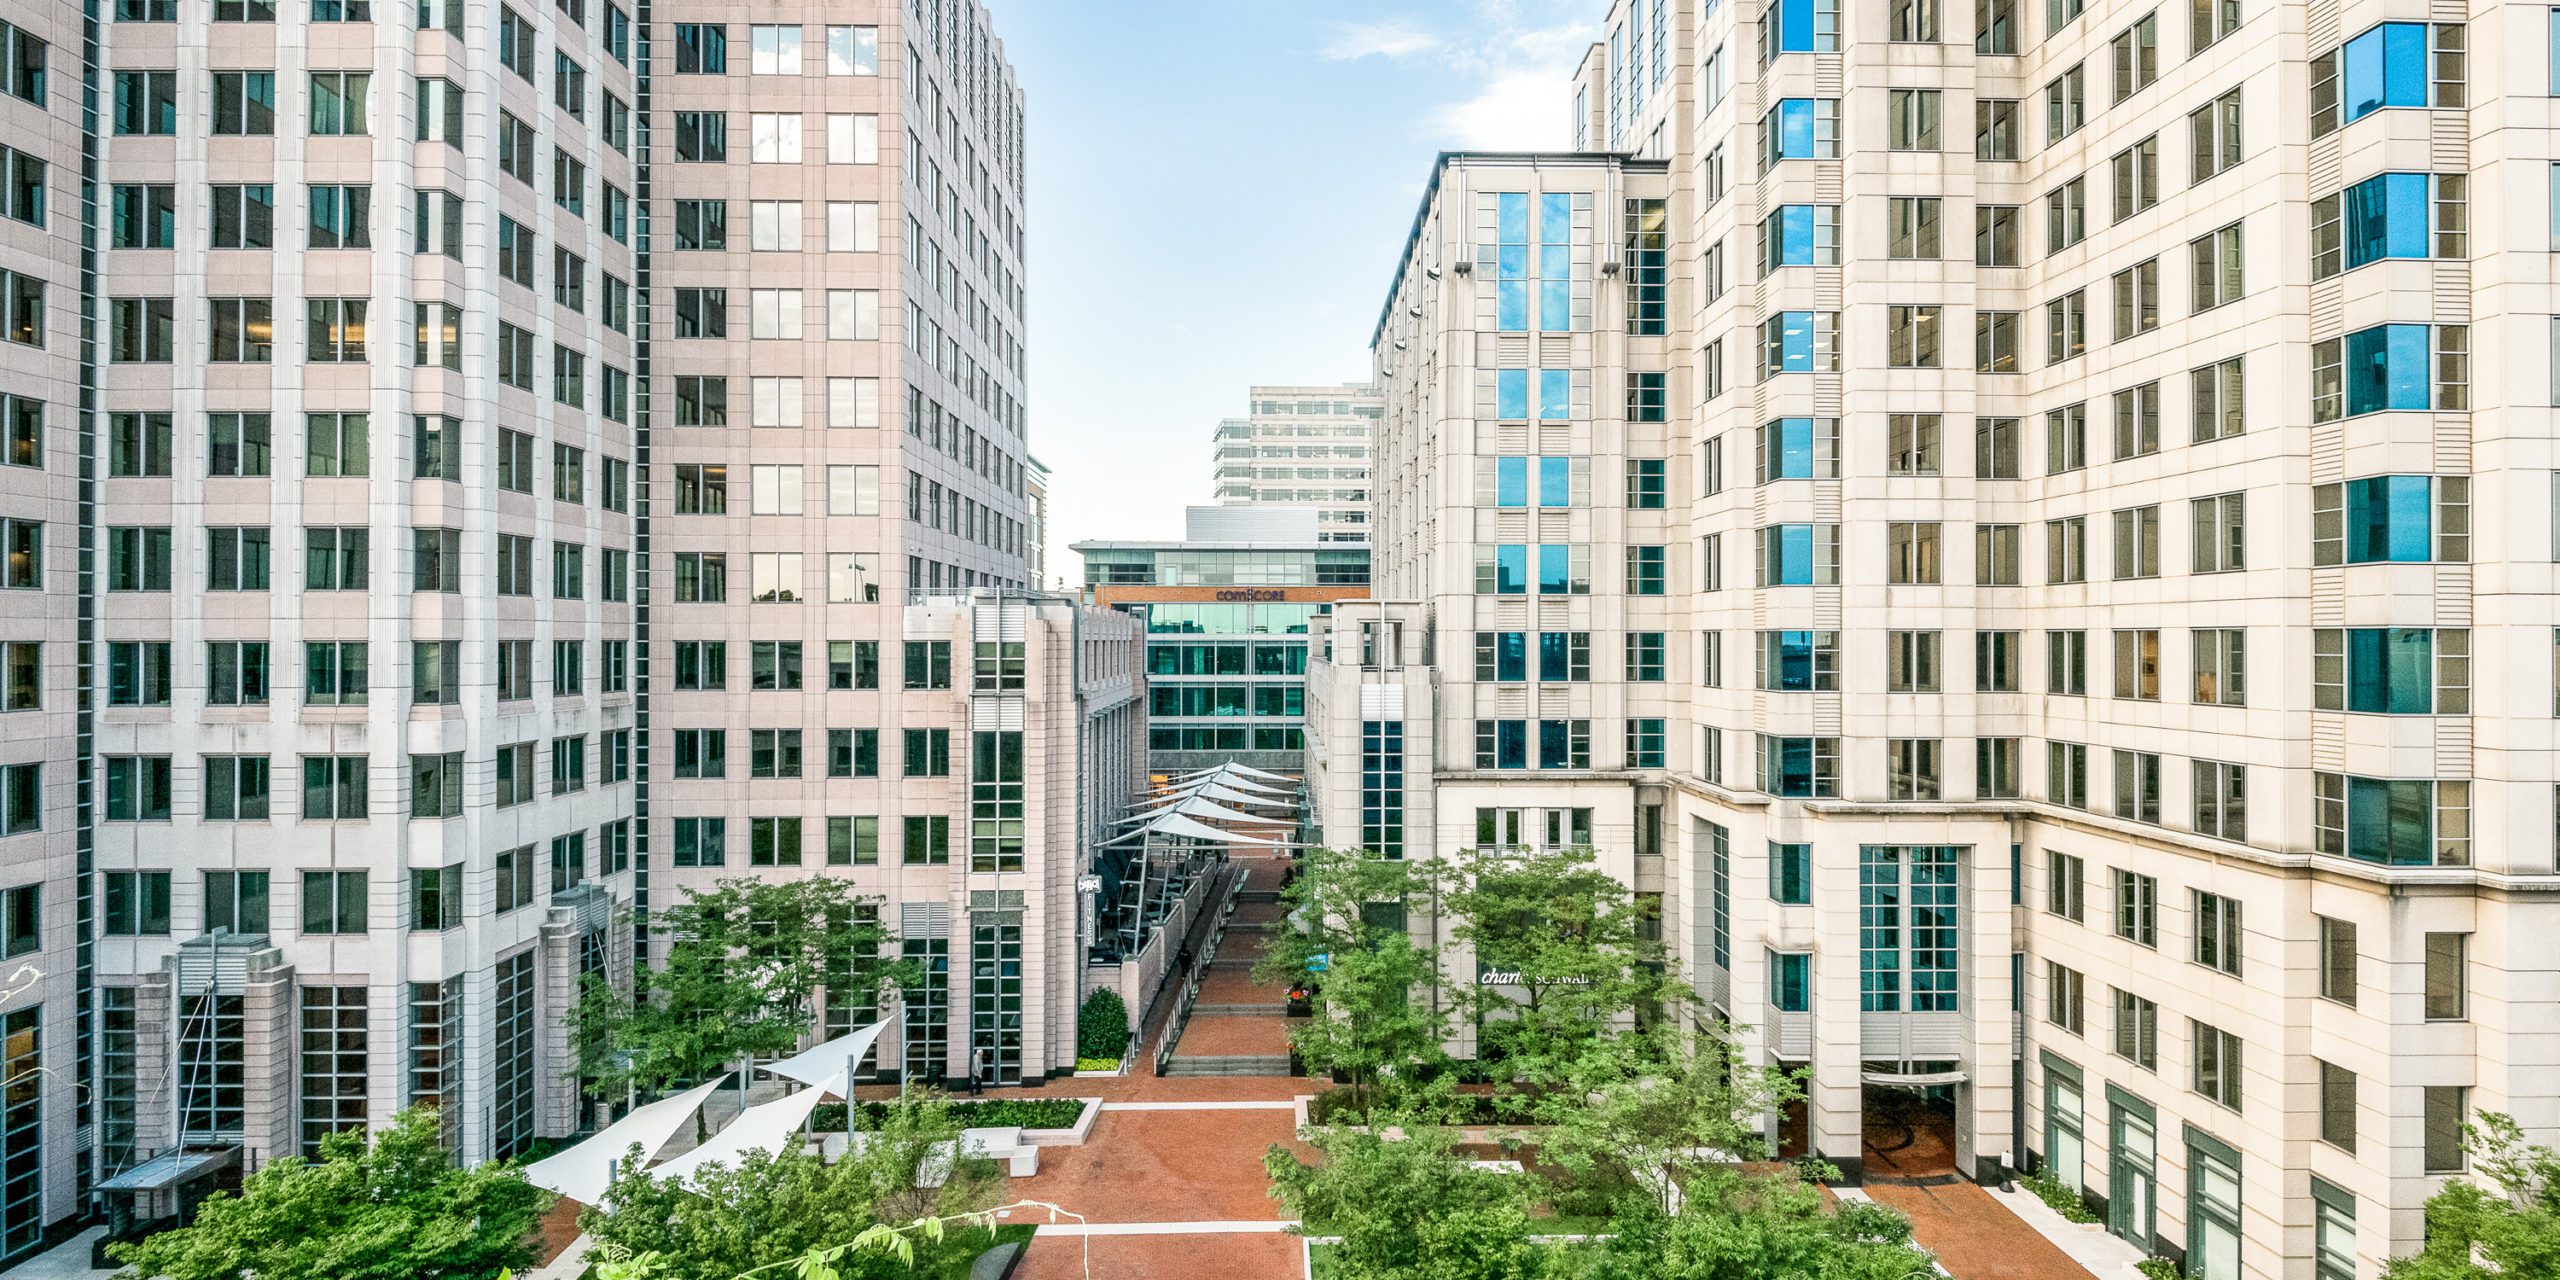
[1193, 1002, 1288, 1015]
[1164, 1054, 1294, 1077]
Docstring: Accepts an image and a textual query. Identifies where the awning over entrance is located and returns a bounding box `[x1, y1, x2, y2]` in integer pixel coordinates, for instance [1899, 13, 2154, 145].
[98, 1146, 240, 1194]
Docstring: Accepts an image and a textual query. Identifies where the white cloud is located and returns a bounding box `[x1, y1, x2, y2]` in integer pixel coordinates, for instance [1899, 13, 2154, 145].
[1426, 68, 1574, 150]
[1323, 20, 1440, 60]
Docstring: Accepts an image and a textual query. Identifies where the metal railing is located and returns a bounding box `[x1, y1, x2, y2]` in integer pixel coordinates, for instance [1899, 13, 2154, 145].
[1151, 870, 1248, 1077]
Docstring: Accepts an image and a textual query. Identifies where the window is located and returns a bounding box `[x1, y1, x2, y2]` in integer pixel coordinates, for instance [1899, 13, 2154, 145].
[827, 113, 879, 163]
[1770, 842, 1812, 904]
[2112, 869, 2157, 945]
[1977, 206, 2020, 268]
[409, 751, 462, 819]
[1761, 311, 1839, 375]
[2047, 962, 2085, 1034]
[106, 642, 169, 706]
[111, 184, 176, 248]
[2113, 13, 2158, 100]
[2311, 22, 2465, 136]
[2046, 851, 2086, 921]
[2315, 773, 2470, 865]
[307, 71, 369, 135]
[2424, 932, 2466, 1020]
[1757, 417, 1839, 482]
[1891, 0, 1939, 40]
[2049, 741, 2088, 807]
[104, 871, 172, 935]
[1975, 630, 2020, 691]
[1887, 523, 1941, 585]
[310, 641, 370, 705]
[2046, 179, 2087, 253]
[1888, 306, 1941, 368]
[2045, 64, 2085, 142]
[2190, 88, 2243, 181]
[2424, 1087, 2466, 1172]
[1977, 738, 2020, 797]
[2318, 1060, 2357, 1151]
[2193, 0, 2240, 49]
[1625, 632, 1666, 682]
[2318, 916, 2357, 1005]
[301, 870, 366, 935]
[1759, 99, 1840, 167]
[495, 742, 536, 805]
[306, 413, 368, 478]
[2191, 757, 2252, 839]
[2191, 357, 2244, 441]
[2113, 750, 2162, 823]
[828, 25, 879, 74]
[1759, 205, 1840, 272]
[2108, 262, 2160, 343]
[498, 113, 537, 184]
[2313, 173, 2466, 278]
[1757, 735, 1839, 797]
[1755, 524, 1838, 585]
[2314, 475, 2467, 565]
[1979, 0, 2018, 50]
[1769, 952, 1810, 1011]
[208, 298, 274, 363]
[305, 299, 366, 362]
[1888, 89, 1941, 149]
[1760, 0, 1840, 59]
[1975, 418, 2020, 480]
[1880, 197, 1941, 261]
[2191, 223, 2243, 311]
[1976, 98, 2020, 159]
[902, 816, 950, 866]
[304, 528, 369, 591]
[2194, 891, 2242, 975]
[2191, 629, 2246, 707]
[301, 755, 367, 819]
[205, 641, 269, 706]
[1626, 545, 1665, 595]
[2046, 404, 2088, 476]
[207, 527, 272, 591]
[2111, 508, 2160, 581]
[109, 297, 172, 361]
[2192, 1021, 2242, 1109]
[211, 71, 277, 135]
[1757, 631, 1837, 691]
[2047, 291, 2087, 364]
[1887, 739, 1941, 799]
[2113, 989, 2158, 1069]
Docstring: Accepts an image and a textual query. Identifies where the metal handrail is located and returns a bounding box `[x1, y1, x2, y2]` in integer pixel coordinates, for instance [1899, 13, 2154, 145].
[1152, 870, 1247, 1076]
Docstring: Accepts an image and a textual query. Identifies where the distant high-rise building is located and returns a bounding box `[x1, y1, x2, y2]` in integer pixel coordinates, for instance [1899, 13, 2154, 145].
[0, 0, 1138, 1254]
[1307, 2, 2560, 1278]
[1210, 383, 1379, 543]
[1026, 456, 1052, 588]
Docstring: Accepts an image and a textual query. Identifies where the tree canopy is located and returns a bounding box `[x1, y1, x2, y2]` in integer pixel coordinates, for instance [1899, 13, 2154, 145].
[1253, 846, 1451, 1116]
[2383, 1113, 2560, 1280]
[106, 1107, 550, 1280]
[570, 877, 907, 1114]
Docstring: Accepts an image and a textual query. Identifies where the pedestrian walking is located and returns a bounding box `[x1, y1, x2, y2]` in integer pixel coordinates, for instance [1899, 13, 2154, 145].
[968, 1046, 987, 1095]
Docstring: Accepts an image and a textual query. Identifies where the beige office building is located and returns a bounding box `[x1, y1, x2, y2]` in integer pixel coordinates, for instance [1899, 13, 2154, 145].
[1211, 382, 1380, 544]
[0, 0, 1142, 1258]
[1307, 1, 2560, 1277]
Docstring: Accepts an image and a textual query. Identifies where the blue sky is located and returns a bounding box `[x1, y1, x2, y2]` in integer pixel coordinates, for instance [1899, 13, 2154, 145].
[994, 0, 1601, 581]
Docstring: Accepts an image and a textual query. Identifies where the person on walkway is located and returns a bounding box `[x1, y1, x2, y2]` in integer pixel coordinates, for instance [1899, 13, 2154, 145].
[968, 1047, 987, 1095]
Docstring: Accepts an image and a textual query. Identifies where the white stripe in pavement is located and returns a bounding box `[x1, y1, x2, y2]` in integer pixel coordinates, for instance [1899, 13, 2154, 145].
[1024, 1221, 1297, 1237]
[1099, 1100, 1298, 1112]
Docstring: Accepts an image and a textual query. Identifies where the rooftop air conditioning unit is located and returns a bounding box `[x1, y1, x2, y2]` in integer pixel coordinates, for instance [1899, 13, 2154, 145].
[1451, 260, 1472, 277]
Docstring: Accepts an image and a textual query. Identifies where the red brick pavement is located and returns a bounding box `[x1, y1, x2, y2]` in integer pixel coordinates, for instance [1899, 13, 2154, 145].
[1865, 1181, 2101, 1280]
[1011, 1231, 1303, 1280]
[1198, 966, 1290, 1006]
[1017, 1108, 1305, 1224]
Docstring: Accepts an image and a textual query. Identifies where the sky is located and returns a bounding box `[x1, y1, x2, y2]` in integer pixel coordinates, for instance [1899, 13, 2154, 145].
[992, 0, 1602, 585]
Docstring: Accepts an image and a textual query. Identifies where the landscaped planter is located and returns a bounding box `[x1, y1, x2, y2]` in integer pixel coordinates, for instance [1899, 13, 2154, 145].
[1018, 1096, 1103, 1148]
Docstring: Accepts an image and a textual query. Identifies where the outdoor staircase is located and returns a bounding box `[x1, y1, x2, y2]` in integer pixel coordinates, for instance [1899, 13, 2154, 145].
[1164, 1053, 1293, 1077]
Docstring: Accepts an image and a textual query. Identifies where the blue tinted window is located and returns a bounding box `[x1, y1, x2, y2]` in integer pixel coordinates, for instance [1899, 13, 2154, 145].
[1770, 312, 1816, 372]
[1767, 418, 1815, 479]
[1539, 369, 1570, 420]
[1538, 193, 1573, 333]
[1770, 99, 1817, 158]
[2346, 627, 2432, 714]
[2340, 23, 2427, 125]
[1772, 631, 1817, 690]
[1496, 192, 1528, 243]
[1495, 193, 1530, 332]
[1495, 720, 1527, 769]
[1771, 952, 1809, 1010]
[2345, 775, 2432, 865]
[1537, 457, 1571, 508]
[1537, 544, 1571, 594]
[1769, 205, 1818, 267]
[1495, 369, 1528, 419]
[2344, 475, 2433, 563]
[1769, 737, 1819, 796]
[1493, 631, 1526, 681]
[1770, 0, 1817, 53]
[2342, 324, 2431, 416]
[1771, 842, 1812, 903]
[2341, 173, 2428, 270]
[1494, 456, 1528, 508]
[1538, 632, 1573, 681]
[1495, 544, 1527, 594]
[1770, 524, 1815, 584]
[1537, 720, 1572, 768]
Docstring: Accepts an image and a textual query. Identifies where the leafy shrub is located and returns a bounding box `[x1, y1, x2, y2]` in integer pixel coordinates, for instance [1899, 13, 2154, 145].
[2136, 1258, 2183, 1280]
[2020, 1171, 2100, 1224]
[1077, 989, 1130, 1059]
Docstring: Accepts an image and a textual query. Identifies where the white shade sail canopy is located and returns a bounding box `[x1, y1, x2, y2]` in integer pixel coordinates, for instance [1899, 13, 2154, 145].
[649, 1070, 846, 1186]
[523, 1075, 730, 1206]
[1102, 810, 1286, 846]
[1135, 781, 1295, 811]
[761, 1021, 891, 1088]
[1172, 766, 1297, 795]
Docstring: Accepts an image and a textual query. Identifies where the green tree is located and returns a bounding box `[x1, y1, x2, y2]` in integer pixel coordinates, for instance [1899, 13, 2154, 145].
[107, 1107, 550, 1280]
[1253, 846, 1450, 1116]
[1266, 1123, 1550, 1280]
[1588, 1164, 1938, 1280]
[2383, 1112, 2560, 1280]
[1530, 1033, 1797, 1215]
[1444, 844, 1690, 1096]
[584, 1093, 996, 1280]
[571, 878, 907, 1130]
